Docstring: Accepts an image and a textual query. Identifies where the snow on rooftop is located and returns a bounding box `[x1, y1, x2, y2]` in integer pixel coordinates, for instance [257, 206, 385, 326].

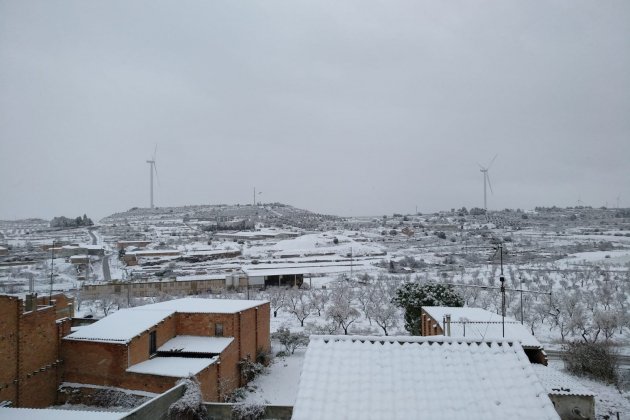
[423, 306, 513, 324]
[292, 335, 559, 420]
[64, 308, 174, 343]
[531, 364, 596, 397]
[126, 356, 217, 378]
[158, 335, 233, 354]
[144, 297, 268, 314]
[447, 322, 542, 348]
[64, 298, 268, 343]
[0, 407, 123, 419]
[175, 274, 227, 282]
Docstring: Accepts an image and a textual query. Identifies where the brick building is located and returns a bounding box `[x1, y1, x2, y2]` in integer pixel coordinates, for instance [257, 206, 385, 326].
[0, 294, 72, 408]
[62, 298, 270, 402]
[420, 306, 547, 364]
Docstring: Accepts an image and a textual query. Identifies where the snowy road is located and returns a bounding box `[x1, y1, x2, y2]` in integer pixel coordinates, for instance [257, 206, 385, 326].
[102, 254, 111, 281]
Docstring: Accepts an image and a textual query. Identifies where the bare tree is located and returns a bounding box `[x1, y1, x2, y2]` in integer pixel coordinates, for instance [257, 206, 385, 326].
[266, 287, 288, 318]
[285, 289, 313, 327]
[310, 289, 329, 316]
[326, 282, 360, 335]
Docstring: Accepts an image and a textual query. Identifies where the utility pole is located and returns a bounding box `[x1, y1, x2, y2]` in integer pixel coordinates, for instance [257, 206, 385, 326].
[49, 241, 55, 305]
[498, 244, 506, 338]
[350, 247, 353, 280]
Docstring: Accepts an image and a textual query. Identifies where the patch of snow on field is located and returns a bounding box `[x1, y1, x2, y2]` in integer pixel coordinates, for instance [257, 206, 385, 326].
[243, 345, 306, 406]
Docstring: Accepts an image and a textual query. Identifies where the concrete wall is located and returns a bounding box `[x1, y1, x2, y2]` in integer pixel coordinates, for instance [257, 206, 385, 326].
[204, 403, 293, 420]
[81, 279, 227, 299]
[122, 383, 186, 420]
[549, 394, 595, 420]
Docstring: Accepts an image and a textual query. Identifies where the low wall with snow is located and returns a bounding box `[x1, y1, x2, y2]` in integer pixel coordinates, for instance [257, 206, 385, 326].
[204, 402, 293, 420]
[122, 383, 186, 420]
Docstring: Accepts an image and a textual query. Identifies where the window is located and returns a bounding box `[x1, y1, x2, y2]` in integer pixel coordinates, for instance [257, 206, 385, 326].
[215, 323, 224, 337]
[149, 331, 157, 355]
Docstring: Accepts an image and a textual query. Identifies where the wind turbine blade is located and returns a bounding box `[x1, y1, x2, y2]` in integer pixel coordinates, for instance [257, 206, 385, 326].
[478, 163, 485, 170]
[486, 172, 494, 194]
[153, 144, 158, 161]
[487, 154, 498, 169]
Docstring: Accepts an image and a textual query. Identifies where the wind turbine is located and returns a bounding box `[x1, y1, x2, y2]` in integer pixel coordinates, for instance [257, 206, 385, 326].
[146, 145, 159, 209]
[479, 155, 497, 211]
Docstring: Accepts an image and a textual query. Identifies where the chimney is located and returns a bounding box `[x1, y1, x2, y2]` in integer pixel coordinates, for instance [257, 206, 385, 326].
[445, 314, 451, 336]
[25, 293, 37, 312]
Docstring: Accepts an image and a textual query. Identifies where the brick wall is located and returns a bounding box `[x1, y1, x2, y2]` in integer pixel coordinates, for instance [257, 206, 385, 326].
[256, 303, 271, 355]
[128, 315, 176, 365]
[0, 296, 19, 404]
[0, 295, 64, 407]
[62, 340, 128, 387]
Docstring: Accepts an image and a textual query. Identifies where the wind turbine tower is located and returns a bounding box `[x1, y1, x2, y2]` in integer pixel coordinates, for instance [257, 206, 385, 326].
[479, 155, 497, 211]
[146, 146, 158, 209]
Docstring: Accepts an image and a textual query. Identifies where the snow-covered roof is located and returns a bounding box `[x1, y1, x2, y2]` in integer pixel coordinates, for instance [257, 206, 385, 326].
[158, 335, 233, 354]
[531, 364, 596, 397]
[126, 356, 217, 378]
[424, 306, 513, 324]
[293, 335, 559, 420]
[63, 298, 268, 343]
[64, 308, 175, 343]
[423, 306, 542, 348]
[145, 297, 268, 313]
[175, 274, 227, 282]
[0, 408, 123, 419]
[242, 263, 369, 277]
[447, 321, 542, 348]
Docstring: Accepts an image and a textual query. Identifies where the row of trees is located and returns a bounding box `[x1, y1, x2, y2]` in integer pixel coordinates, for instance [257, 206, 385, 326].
[50, 214, 94, 228]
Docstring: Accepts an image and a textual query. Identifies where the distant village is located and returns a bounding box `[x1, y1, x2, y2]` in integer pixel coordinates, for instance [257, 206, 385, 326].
[1, 203, 629, 419]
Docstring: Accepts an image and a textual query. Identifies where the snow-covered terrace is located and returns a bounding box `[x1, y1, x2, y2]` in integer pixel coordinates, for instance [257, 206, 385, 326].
[126, 356, 217, 378]
[157, 335, 233, 354]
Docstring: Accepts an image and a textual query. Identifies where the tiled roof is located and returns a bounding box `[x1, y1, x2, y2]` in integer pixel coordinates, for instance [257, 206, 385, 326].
[293, 335, 559, 420]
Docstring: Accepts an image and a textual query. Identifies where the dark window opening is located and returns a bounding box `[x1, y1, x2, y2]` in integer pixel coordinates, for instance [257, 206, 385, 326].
[215, 323, 224, 337]
[149, 330, 157, 355]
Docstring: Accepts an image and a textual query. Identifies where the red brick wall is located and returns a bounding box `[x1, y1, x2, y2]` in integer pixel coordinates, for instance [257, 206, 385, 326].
[128, 315, 176, 365]
[0, 296, 63, 407]
[217, 339, 240, 396]
[62, 340, 128, 387]
[0, 296, 19, 405]
[255, 303, 271, 354]
[175, 313, 237, 337]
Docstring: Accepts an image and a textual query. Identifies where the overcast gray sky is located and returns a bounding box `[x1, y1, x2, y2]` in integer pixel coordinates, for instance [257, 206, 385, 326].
[1, 1, 629, 220]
